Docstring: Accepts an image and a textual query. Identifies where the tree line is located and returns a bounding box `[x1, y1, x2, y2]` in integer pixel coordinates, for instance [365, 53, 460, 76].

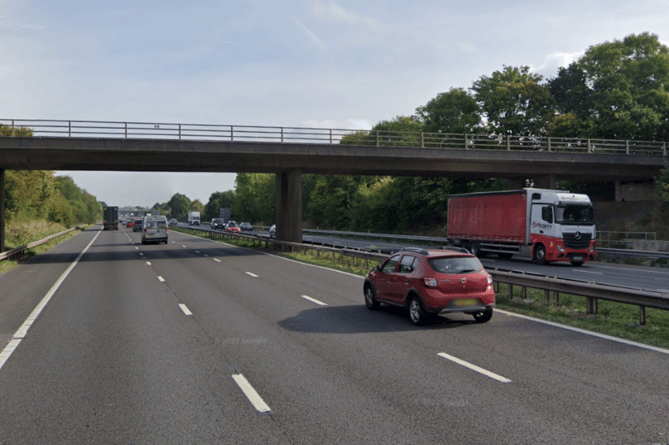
[156, 33, 669, 233]
[1, 125, 102, 227]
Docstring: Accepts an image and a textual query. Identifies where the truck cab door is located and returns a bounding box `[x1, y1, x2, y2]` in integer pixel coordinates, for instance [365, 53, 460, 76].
[530, 204, 559, 240]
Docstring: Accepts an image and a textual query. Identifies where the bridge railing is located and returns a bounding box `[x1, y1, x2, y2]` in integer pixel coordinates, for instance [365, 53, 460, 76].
[1, 118, 667, 156]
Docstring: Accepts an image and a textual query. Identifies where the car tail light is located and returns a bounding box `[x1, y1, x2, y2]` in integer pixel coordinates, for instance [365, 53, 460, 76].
[423, 277, 437, 288]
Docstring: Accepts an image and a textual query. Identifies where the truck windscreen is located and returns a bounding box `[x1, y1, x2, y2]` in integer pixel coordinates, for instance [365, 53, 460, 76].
[555, 205, 594, 225]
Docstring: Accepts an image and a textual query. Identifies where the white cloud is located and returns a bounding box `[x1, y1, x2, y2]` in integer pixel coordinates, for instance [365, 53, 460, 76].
[531, 51, 585, 79]
[290, 14, 327, 50]
[311, 1, 379, 30]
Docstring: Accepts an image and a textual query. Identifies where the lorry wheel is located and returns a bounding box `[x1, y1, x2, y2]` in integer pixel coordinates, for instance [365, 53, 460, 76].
[470, 242, 486, 258]
[533, 244, 547, 265]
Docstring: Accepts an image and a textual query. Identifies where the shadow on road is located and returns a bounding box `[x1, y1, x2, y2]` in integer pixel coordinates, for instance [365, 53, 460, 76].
[277, 304, 477, 334]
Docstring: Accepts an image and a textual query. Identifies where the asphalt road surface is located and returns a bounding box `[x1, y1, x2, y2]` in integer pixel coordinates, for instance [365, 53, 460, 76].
[1, 226, 668, 444]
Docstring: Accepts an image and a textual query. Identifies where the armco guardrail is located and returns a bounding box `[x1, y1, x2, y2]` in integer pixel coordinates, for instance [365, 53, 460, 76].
[2, 118, 666, 156]
[0, 227, 79, 261]
[181, 226, 668, 325]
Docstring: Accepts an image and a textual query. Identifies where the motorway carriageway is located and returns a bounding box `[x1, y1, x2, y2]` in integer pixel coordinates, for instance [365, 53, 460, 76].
[0, 226, 668, 444]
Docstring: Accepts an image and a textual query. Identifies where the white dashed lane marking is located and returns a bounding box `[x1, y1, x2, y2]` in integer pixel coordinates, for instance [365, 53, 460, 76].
[300, 295, 327, 306]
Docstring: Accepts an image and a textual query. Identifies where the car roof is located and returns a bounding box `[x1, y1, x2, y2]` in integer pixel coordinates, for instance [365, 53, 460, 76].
[396, 247, 474, 258]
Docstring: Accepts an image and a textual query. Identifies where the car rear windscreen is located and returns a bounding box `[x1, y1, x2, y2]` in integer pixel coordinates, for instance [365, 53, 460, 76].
[428, 257, 483, 274]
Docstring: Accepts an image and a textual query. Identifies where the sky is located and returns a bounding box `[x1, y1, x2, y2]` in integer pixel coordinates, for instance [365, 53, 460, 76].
[2, 0, 668, 207]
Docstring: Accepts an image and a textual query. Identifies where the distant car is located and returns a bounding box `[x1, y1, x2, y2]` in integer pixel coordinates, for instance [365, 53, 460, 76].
[141, 215, 169, 244]
[211, 218, 226, 230]
[363, 247, 495, 326]
[268, 224, 276, 238]
[169, 219, 178, 226]
[239, 222, 253, 232]
[126, 220, 135, 228]
[132, 219, 143, 232]
[225, 221, 241, 234]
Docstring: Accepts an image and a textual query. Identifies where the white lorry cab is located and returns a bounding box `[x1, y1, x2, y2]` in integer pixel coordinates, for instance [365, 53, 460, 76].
[142, 215, 169, 245]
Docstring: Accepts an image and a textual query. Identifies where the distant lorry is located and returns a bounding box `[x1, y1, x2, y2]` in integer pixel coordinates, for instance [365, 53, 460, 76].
[447, 189, 596, 266]
[103, 206, 119, 230]
[188, 211, 201, 225]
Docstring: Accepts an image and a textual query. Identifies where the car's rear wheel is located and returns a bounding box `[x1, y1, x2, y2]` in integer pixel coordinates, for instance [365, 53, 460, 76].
[408, 297, 432, 326]
[364, 286, 380, 310]
[473, 307, 493, 323]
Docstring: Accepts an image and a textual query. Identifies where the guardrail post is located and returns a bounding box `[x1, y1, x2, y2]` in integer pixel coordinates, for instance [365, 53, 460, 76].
[640, 306, 646, 325]
[178, 124, 182, 140]
[507, 135, 511, 151]
[664, 141, 667, 156]
[281, 127, 284, 143]
[68, 121, 72, 137]
[420, 132, 424, 148]
[521, 285, 527, 300]
[124, 122, 128, 138]
[544, 289, 550, 305]
[231, 126, 234, 142]
[586, 296, 598, 315]
[553, 291, 559, 305]
[376, 131, 379, 146]
[547, 137, 551, 152]
[329, 129, 333, 144]
[10, 119, 14, 136]
[626, 140, 629, 155]
[464, 134, 469, 149]
[507, 283, 513, 300]
[587, 139, 592, 153]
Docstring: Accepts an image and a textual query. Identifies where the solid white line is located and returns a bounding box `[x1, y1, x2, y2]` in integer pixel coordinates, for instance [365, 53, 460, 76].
[146, 261, 152, 266]
[157, 276, 165, 282]
[573, 269, 603, 274]
[182, 245, 187, 248]
[214, 258, 221, 263]
[232, 374, 271, 413]
[301, 295, 327, 306]
[0, 229, 101, 371]
[179, 304, 192, 316]
[495, 309, 669, 355]
[246, 272, 259, 278]
[437, 352, 512, 383]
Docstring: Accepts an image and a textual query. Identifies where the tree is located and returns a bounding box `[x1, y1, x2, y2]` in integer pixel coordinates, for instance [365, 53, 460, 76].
[233, 173, 275, 223]
[189, 199, 204, 213]
[549, 32, 669, 140]
[204, 191, 235, 221]
[415, 87, 482, 134]
[471, 65, 555, 137]
[167, 193, 191, 221]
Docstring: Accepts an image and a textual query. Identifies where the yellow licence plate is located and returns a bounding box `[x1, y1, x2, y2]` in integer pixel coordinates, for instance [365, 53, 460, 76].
[454, 299, 477, 307]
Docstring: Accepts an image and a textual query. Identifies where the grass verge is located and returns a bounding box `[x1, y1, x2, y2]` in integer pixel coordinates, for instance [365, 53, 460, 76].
[1, 220, 87, 275]
[176, 227, 669, 350]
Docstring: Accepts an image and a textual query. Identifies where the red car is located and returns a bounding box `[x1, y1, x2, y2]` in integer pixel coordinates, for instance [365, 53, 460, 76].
[225, 221, 241, 234]
[363, 247, 495, 326]
[126, 220, 135, 228]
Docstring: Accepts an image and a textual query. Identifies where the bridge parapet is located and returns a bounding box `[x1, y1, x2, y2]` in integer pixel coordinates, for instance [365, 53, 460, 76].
[1, 118, 667, 157]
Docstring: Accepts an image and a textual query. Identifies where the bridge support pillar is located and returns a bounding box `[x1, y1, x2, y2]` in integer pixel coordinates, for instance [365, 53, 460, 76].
[275, 169, 302, 245]
[0, 168, 4, 252]
[534, 175, 556, 189]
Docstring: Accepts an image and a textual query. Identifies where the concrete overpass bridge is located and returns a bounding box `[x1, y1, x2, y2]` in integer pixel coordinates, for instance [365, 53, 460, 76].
[1, 119, 667, 251]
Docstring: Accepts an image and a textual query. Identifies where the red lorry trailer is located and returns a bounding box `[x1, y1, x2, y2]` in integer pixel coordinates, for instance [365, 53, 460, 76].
[447, 189, 596, 266]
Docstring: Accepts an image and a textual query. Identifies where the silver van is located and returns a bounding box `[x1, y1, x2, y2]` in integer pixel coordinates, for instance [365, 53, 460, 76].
[141, 215, 169, 244]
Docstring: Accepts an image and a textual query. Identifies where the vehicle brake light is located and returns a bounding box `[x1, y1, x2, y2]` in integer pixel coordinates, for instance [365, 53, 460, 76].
[423, 277, 437, 288]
